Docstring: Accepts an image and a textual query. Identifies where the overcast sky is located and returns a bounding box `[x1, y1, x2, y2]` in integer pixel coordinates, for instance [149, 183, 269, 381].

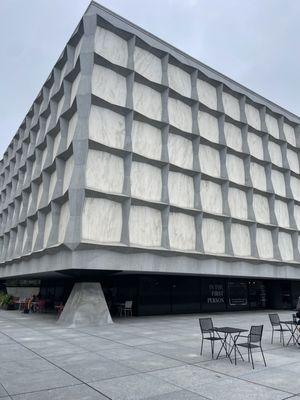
[1, 0, 299, 157]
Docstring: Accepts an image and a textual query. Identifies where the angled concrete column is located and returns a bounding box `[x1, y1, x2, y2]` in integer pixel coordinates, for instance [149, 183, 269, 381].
[58, 282, 112, 327]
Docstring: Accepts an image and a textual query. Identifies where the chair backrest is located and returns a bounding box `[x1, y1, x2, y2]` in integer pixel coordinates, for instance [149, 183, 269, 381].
[125, 300, 132, 309]
[296, 296, 300, 311]
[268, 313, 280, 326]
[249, 325, 263, 343]
[199, 317, 213, 333]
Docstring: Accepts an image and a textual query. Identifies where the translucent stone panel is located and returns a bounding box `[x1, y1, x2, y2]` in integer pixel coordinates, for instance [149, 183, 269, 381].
[168, 171, 194, 208]
[278, 231, 294, 261]
[224, 122, 242, 152]
[250, 162, 266, 191]
[44, 212, 52, 248]
[133, 82, 162, 121]
[253, 194, 270, 224]
[291, 176, 300, 201]
[48, 171, 57, 202]
[168, 98, 192, 132]
[198, 111, 219, 142]
[67, 114, 77, 149]
[197, 79, 217, 110]
[202, 218, 225, 253]
[134, 46, 162, 83]
[231, 224, 251, 256]
[200, 180, 222, 214]
[168, 64, 191, 98]
[82, 198, 122, 243]
[129, 206, 162, 247]
[294, 205, 300, 229]
[275, 199, 290, 228]
[89, 106, 125, 149]
[131, 162, 162, 202]
[265, 113, 280, 139]
[92, 65, 126, 107]
[256, 228, 273, 259]
[245, 103, 261, 131]
[228, 188, 248, 220]
[86, 150, 124, 194]
[271, 169, 286, 197]
[223, 92, 240, 121]
[95, 27, 128, 67]
[70, 73, 80, 106]
[169, 133, 193, 170]
[58, 202, 70, 243]
[226, 154, 245, 185]
[31, 219, 39, 252]
[268, 141, 282, 167]
[169, 212, 195, 250]
[284, 123, 296, 147]
[199, 145, 220, 177]
[287, 149, 299, 174]
[247, 131, 264, 159]
[132, 121, 162, 160]
[63, 156, 74, 193]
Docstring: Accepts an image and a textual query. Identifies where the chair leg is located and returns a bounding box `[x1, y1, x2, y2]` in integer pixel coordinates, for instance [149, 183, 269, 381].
[200, 337, 204, 355]
[260, 346, 267, 367]
[234, 344, 237, 365]
[210, 340, 213, 359]
[282, 331, 285, 346]
[271, 329, 274, 344]
[249, 347, 254, 369]
[247, 347, 250, 362]
[212, 340, 215, 359]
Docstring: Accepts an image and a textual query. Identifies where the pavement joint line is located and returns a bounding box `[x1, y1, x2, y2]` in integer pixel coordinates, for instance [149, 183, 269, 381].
[194, 362, 295, 396]
[0, 327, 113, 400]
[4, 383, 83, 399]
[0, 382, 11, 400]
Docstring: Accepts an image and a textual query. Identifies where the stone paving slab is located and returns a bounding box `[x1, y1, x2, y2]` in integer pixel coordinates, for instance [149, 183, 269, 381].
[11, 384, 108, 400]
[2, 368, 81, 396]
[0, 309, 300, 399]
[90, 374, 181, 400]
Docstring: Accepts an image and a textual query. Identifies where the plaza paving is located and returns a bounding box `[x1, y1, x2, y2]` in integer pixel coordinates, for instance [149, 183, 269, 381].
[0, 309, 299, 399]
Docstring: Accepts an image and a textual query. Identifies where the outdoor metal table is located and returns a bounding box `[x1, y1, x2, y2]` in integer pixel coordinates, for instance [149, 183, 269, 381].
[213, 327, 248, 363]
[280, 320, 300, 346]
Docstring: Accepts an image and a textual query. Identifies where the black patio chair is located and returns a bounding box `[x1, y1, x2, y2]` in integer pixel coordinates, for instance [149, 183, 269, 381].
[235, 325, 266, 369]
[199, 317, 222, 358]
[268, 313, 289, 345]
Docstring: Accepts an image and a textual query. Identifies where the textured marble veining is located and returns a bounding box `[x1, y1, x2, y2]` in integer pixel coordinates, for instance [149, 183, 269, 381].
[129, 206, 162, 247]
[89, 105, 125, 149]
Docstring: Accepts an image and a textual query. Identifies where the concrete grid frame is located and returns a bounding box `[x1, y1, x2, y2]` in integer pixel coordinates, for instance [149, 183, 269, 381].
[0, 1, 300, 280]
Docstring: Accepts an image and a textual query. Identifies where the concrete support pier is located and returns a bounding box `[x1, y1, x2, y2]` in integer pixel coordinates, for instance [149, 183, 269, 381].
[58, 282, 113, 327]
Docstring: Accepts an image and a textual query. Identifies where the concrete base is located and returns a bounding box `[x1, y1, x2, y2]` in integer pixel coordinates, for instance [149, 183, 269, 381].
[58, 282, 113, 327]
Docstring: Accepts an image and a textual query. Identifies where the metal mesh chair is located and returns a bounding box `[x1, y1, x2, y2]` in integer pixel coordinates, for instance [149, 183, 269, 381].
[235, 325, 266, 369]
[199, 318, 222, 358]
[268, 313, 289, 345]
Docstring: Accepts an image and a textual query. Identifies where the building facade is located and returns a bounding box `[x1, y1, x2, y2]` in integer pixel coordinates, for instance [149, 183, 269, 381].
[1, 2, 300, 315]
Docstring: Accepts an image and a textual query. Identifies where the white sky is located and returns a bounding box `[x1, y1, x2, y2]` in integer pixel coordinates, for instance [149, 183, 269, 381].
[1, 0, 299, 157]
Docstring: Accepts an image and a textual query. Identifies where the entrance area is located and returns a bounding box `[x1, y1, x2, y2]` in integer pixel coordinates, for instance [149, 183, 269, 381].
[4, 274, 300, 317]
